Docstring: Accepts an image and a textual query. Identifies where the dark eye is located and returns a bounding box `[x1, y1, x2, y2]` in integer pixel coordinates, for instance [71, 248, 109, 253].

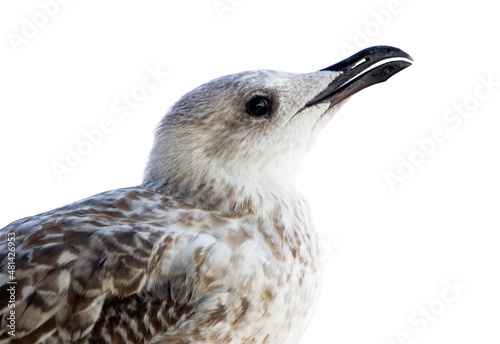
[246, 96, 270, 117]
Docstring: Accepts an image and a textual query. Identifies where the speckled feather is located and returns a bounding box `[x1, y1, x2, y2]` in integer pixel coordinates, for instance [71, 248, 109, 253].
[0, 69, 342, 343]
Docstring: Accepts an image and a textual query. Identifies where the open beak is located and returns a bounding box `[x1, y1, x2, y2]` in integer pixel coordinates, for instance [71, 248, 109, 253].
[307, 46, 413, 107]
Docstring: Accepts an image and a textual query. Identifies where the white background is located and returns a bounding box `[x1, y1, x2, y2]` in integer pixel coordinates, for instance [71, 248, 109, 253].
[1, 1, 499, 343]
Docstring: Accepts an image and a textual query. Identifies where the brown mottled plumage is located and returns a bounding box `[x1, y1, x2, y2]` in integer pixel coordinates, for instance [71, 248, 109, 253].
[0, 46, 411, 343]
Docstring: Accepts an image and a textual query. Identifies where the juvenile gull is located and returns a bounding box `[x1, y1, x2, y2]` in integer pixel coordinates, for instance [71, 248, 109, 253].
[0, 46, 412, 344]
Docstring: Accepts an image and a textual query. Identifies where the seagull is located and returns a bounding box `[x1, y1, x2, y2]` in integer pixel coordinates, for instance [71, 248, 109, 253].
[0, 46, 412, 344]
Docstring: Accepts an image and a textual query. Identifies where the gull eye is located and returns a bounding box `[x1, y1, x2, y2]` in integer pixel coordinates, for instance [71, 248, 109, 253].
[246, 96, 270, 117]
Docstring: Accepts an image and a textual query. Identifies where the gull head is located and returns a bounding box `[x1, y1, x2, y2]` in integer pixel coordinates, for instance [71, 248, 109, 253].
[143, 46, 412, 202]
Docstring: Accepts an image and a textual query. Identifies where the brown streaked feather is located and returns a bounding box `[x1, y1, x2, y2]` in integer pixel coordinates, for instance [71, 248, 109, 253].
[0, 186, 213, 343]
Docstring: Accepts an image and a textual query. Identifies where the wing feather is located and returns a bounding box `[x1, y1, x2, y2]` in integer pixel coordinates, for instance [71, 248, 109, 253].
[0, 186, 219, 343]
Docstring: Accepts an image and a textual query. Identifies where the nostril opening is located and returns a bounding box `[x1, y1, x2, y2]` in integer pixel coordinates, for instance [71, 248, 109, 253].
[350, 58, 367, 69]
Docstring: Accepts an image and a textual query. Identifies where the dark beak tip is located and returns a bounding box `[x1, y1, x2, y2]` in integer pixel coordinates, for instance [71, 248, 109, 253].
[321, 45, 413, 73]
[378, 60, 413, 80]
[308, 45, 412, 107]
